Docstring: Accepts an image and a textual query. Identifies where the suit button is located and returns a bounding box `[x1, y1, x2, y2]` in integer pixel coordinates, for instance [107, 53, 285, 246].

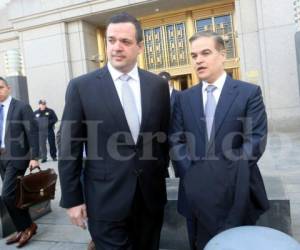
[133, 168, 143, 176]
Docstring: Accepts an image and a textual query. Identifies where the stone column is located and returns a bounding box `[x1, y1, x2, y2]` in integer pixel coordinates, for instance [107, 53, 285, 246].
[4, 49, 29, 103]
[96, 28, 106, 68]
[186, 11, 198, 84]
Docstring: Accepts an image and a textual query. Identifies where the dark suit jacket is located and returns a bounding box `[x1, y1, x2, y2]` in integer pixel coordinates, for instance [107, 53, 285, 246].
[33, 107, 58, 131]
[59, 65, 170, 221]
[169, 75, 269, 235]
[3, 98, 39, 169]
[170, 89, 178, 115]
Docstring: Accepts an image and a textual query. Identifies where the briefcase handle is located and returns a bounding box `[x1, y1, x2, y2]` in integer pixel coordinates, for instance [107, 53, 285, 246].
[29, 165, 41, 173]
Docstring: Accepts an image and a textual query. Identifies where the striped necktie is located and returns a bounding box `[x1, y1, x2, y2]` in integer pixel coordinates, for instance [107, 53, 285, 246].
[120, 74, 140, 143]
[205, 85, 217, 140]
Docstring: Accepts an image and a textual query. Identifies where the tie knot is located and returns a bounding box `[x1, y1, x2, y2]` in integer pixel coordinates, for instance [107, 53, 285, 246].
[119, 74, 131, 82]
[206, 85, 217, 93]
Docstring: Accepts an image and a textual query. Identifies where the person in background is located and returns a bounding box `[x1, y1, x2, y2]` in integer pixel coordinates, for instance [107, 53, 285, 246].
[158, 71, 179, 178]
[34, 99, 58, 163]
[158, 71, 178, 116]
[0, 76, 39, 248]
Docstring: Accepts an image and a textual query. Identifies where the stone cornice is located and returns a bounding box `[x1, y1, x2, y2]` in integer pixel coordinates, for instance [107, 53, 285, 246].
[9, 0, 155, 31]
[0, 28, 18, 42]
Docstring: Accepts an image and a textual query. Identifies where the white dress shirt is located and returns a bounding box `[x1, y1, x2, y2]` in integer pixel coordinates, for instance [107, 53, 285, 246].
[107, 62, 142, 124]
[202, 72, 227, 108]
[0, 95, 12, 148]
[169, 86, 173, 96]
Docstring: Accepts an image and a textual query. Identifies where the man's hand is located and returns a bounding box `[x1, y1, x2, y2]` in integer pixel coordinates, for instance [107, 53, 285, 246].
[28, 160, 39, 171]
[67, 204, 87, 229]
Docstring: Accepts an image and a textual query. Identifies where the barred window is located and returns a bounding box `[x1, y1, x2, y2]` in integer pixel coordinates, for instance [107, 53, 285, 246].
[143, 22, 189, 70]
[195, 14, 235, 58]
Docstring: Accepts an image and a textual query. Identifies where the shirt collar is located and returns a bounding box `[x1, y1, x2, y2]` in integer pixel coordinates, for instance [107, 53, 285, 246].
[107, 62, 139, 81]
[202, 71, 227, 91]
[1, 95, 12, 107]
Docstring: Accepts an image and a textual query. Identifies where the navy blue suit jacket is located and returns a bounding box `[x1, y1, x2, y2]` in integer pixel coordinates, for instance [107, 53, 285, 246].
[59, 66, 170, 221]
[170, 89, 178, 110]
[169, 75, 269, 235]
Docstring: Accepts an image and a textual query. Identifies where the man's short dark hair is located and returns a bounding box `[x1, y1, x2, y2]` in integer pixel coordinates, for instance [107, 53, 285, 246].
[39, 99, 47, 105]
[0, 77, 9, 86]
[158, 71, 171, 81]
[189, 31, 225, 51]
[106, 12, 143, 43]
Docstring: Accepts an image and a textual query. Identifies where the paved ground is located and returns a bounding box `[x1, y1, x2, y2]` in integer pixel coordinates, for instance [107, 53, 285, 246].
[0, 158, 91, 250]
[0, 131, 300, 249]
[259, 131, 300, 241]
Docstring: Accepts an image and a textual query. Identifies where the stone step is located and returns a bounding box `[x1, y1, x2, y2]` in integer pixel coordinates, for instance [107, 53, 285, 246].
[159, 178, 291, 250]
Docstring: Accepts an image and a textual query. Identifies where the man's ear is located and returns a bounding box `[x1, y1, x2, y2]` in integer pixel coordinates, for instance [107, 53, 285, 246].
[138, 41, 144, 53]
[220, 48, 226, 60]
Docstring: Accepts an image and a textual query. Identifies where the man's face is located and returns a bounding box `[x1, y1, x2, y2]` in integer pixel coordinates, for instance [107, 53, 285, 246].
[190, 36, 225, 83]
[106, 22, 143, 73]
[0, 80, 10, 102]
[39, 104, 46, 110]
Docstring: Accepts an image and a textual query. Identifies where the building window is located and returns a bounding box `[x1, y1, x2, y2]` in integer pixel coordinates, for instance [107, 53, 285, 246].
[143, 22, 189, 70]
[195, 14, 235, 58]
[195, 18, 213, 32]
[144, 27, 165, 70]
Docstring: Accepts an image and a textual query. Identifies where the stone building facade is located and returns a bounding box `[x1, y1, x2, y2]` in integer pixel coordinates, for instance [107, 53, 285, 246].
[0, 0, 299, 131]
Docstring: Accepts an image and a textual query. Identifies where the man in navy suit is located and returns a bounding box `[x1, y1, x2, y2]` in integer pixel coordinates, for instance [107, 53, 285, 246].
[169, 31, 269, 249]
[58, 13, 170, 250]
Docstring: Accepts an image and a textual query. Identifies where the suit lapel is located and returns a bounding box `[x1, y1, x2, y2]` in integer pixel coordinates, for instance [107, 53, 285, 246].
[96, 66, 132, 136]
[138, 69, 151, 142]
[4, 98, 16, 143]
[170, 89, 176, 107]
[188, 83, 207, 143]
[208, 76, 238, 149]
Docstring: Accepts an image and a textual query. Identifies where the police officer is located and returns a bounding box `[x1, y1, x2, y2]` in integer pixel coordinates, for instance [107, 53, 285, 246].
[34, 100, 58, 162]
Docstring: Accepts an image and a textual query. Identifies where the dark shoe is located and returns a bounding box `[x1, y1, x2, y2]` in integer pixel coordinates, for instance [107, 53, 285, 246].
[17, 223, 37, 248]
[52, 157, 57, 161]
[87, 240, 96, 250]
[41, 159, 47, 163]
[6, 232, 23, 245]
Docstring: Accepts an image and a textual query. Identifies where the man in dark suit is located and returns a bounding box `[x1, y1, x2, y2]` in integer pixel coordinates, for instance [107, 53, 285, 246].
[158, 71, 179, 177]
[169, 31, 269, 249]
[158, 71, 179, 115]
[58, 13, 170, 250]
[0, 77, 39, 248]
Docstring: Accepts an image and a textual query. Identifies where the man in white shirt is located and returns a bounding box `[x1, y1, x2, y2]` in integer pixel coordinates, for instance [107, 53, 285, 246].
[58, 13, 170, 250]
[169, 31, 269, 249]
[0, 77, 39, 248]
